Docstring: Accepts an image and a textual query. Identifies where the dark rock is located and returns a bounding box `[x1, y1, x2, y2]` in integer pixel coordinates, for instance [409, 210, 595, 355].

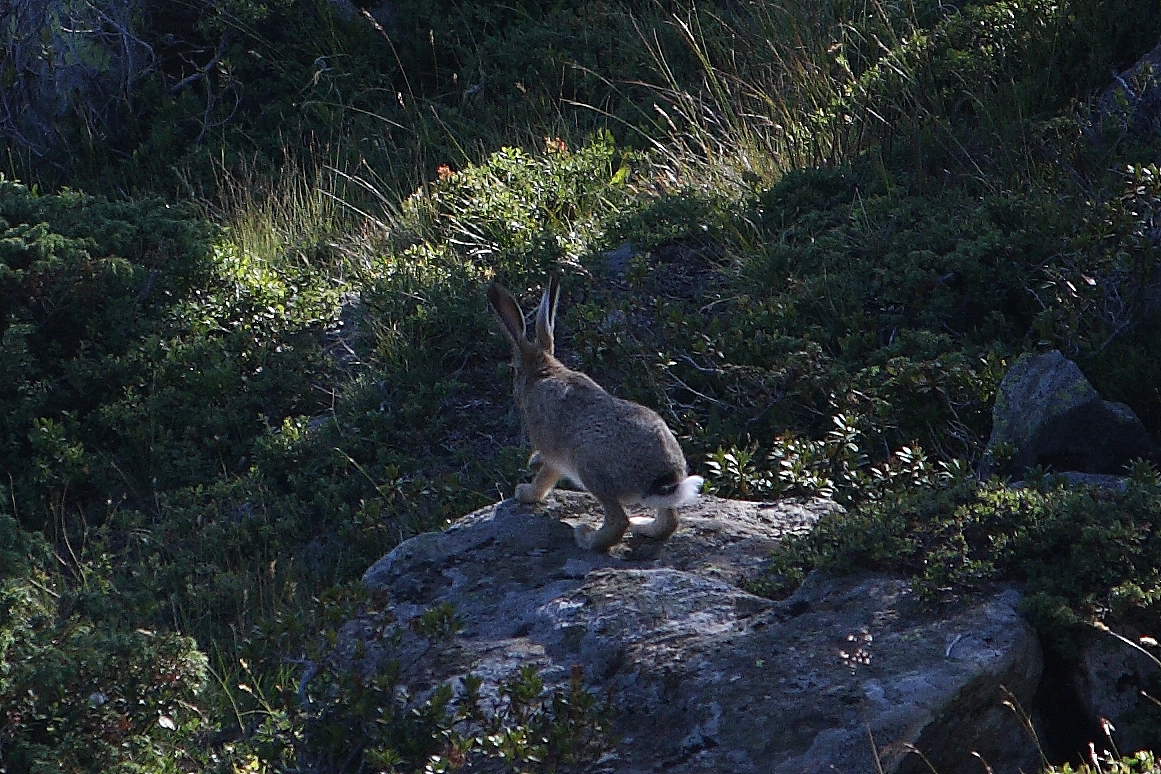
[322, 290, 370, 371]
[1030, 401, 1155, 474]
[601, 242, 638, 279]
[1075, 623, 1161, 754]
[983, 350, 1156, 478]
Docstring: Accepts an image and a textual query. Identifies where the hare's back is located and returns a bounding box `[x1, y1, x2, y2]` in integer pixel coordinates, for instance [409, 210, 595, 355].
[571, 394, 688, 496]
[526, 374, 686, 488]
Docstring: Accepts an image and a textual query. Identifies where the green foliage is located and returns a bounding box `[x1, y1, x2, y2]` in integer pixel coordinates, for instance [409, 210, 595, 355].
[411, 602, 464, 641]
[0, 619, 207, 774]
[0, 522, 207, 774]
[44, 0, 406, 192]
[836, 0, 1062, 131]
[402, 134, 637, 273]
[231, 607, 613, 773]
[0, 178, 333, 525]
[0, 176, 348, 771]
[755, 478, 1161, 648]
[598, 166, 1055, 483]
[1048, 749, 1160, 773]
[388, 0, 677, 126]
[1040, 163, 1161, 431]
[818, 0, 1161, 170]
[705, 417, 969, 504]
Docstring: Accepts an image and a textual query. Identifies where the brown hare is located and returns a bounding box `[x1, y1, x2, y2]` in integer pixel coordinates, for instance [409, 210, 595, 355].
[487, 276, 703, 551]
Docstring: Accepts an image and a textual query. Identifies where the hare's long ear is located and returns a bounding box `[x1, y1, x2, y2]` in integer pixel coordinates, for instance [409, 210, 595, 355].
[534, 274, 560, 352]
[488, 282, 526, 347]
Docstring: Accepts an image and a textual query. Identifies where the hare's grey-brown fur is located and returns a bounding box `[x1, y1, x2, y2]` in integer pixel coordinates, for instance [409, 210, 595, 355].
[488, 276, 702, 551]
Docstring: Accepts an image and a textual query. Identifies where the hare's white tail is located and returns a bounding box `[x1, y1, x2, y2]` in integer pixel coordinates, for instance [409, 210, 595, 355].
[641, 475, 705, 509]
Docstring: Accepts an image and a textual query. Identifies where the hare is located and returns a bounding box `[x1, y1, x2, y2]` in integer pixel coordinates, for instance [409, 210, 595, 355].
[487, 276, 703, 551]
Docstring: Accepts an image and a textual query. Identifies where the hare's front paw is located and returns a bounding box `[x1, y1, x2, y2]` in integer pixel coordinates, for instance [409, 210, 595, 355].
[515, 483, 541, 504]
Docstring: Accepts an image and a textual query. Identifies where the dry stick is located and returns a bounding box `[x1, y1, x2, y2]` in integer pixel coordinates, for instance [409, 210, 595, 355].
[867, 724, 887, 774]
[1000, 684, 1050, 770]
[902, 743, 941, 773]
[25, 575, 61, 600]
[170, 32, 232, 95]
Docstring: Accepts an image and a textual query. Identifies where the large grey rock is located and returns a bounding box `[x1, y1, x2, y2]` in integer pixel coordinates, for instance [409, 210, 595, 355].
[348, 491, 1043, 773]
[982, 350, 1156, 478]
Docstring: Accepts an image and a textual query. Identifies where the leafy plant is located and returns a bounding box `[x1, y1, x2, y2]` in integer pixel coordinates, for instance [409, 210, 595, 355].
[755, 476, 1161, 651]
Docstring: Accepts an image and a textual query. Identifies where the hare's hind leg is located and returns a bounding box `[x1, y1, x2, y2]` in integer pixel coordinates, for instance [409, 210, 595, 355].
[575, 496, 630, 551]
[516, 459, 561, 504]
[630, 507, 678, 540]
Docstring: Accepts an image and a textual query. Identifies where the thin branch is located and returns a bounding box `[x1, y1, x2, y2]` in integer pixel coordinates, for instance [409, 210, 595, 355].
[170, 32, 231, 95]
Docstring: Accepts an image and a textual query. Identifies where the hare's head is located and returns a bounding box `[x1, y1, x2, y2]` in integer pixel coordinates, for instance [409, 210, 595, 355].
[487, 276, 561, 381]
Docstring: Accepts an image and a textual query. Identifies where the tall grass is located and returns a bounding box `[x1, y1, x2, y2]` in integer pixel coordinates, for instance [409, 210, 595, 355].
[204, 152, 351, 272]
[610, 0, 1094, 199]
[601, 0, 924, 194]
[196, 1, 939, 271]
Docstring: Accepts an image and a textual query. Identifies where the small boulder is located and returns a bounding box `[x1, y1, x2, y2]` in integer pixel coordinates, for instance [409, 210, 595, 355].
[982, 350, 1156, 478]
[322, 290, 370, 371]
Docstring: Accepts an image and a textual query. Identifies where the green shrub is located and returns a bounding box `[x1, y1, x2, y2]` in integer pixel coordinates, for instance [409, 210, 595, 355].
[832, 0, 1161, 152]
[1048, 749, 1159, 773]
[401, 133, 637, 272]
[0, 618, 208, 774]
[596, 166, 1070, 483]
[0, 178, 335, 532]
[755, 477, 1161, 642]
[285, 626, 612, 773]
[1035, 163, 1161, 433]
[0, 512, 208, 774]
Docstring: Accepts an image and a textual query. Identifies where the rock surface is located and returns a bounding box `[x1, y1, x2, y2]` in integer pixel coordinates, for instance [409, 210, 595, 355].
[1075, 624, 1161, 754]
[1094, 39, 1161, 142]
[351, 491, 1044, 773]
[983, 350, 1156, 478]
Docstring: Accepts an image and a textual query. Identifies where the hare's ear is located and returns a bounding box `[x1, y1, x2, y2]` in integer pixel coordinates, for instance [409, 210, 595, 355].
[534, 274, 560, 352]
[488, 282, 526, 346]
